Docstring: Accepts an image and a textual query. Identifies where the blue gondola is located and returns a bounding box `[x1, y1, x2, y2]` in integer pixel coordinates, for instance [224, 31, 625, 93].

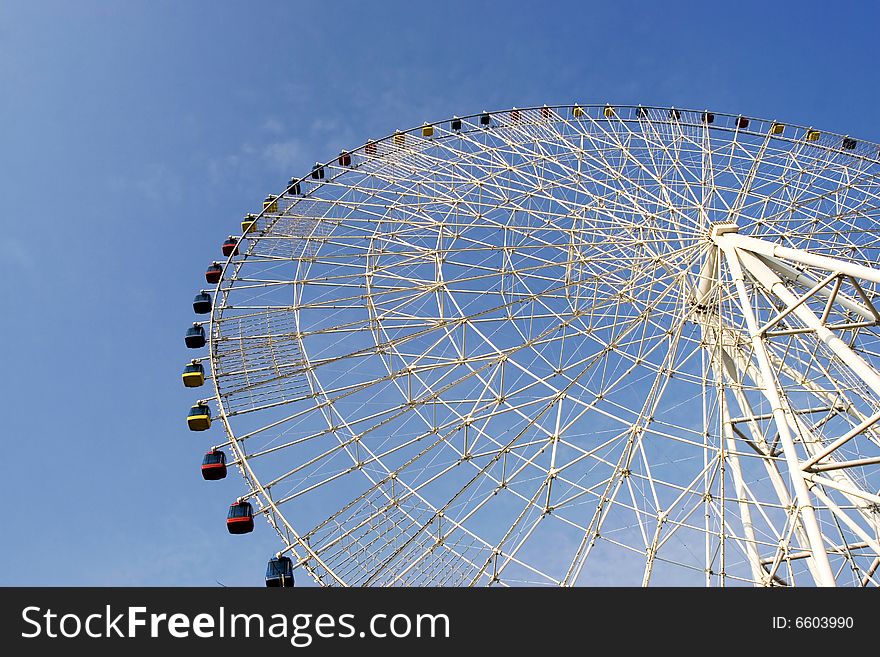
[450, 117, 462, 131]
[185, 323, 206, 349]
[288, 179, 302, 195]
[201, 449, 227, 480]
[227, 500, 254, 534]
[193, 291, 212, 314]
[265, 555, 295, 587]
[311, 163, 325, 180]
[479, 112, 490, 126]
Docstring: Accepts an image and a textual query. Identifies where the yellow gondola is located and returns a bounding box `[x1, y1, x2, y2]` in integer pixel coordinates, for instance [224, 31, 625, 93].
[187, 403, 211, 431]
[603, 105, 615, 118]
[806, 129, 821, 142]
[394, 131, 405, 146]
[263, 195, 279, 213]
[770, 122, 784, 135]
[572, 105, 585, 118]
[242, 213, 257, 235]
[421, 123, 435, 137]
[182, 361, 205, 388]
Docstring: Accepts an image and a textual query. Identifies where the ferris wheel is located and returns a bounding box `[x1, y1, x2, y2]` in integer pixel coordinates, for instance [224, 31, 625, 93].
[182, 104, 880, 587]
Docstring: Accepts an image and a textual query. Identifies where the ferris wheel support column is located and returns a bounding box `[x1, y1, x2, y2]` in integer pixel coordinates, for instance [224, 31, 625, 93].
[712, 231, 837, 587]
[725, 250, 880, 400]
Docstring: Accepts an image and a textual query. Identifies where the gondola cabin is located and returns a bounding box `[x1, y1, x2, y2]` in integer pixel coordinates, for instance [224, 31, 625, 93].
[421, 123, 434, 137]
[637, 106, 648, 118]
[187, 403, 211, 431]
[338, 151, 352, 166]
[311, 163, 325, 179]
[263, 195, 279, 213]
[479, 112, 490, 126]
[201, 449, 227, 480]
[242, 214, 257, 235]
[287, 179, 302, 195]
[222, 237, 239, 257]
[393, 131, 405, 146]
[185, 324, 206, 349]
[227, 500, 254, 534]
[736, 116, 750, 129]
[669, 108, 681, 120]
[365, 140, 377, 155]
[702, 111, 715, 124]
[205, 262, 222, 284]
[192, 291, 212, 314]
[806, 129, 821, 141]
[603, 105, 615, 118]
[265, 555, 295, 587]
[541, 106, 552, 119]
[450, 117, 462, 131]
[182, 361, 205, 388]
[843, 137, 857, 150]
[572, 106, 584, 118]
[509, 109, 520, 122]
[770, 122, 784, 135]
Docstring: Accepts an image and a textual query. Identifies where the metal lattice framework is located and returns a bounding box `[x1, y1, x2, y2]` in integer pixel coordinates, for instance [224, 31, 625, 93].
[202, 104, 880, 586]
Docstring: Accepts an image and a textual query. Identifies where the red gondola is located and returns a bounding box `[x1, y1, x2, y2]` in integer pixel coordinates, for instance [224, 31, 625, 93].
[365, 140, 377, 156]
[201, 449, 227, 480]
[736, 116, 750, 130]
[222, 237, 239, 257]
[338, 151, 352, 167]
[227, 500, 254, 534]
[205, 262, 222, 284]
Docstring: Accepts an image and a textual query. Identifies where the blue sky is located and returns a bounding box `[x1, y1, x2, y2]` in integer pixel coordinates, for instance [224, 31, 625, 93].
[2, 0, 879, 585]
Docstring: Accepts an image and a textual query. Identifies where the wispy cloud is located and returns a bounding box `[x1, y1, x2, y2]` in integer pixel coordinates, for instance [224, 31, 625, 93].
[109, 163, 183, 204]
[5, 238, 35, 272]
[262, 138, 303, 171]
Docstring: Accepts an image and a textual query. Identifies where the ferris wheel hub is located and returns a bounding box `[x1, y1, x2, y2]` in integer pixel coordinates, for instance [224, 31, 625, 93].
[709, 220, 740, 240]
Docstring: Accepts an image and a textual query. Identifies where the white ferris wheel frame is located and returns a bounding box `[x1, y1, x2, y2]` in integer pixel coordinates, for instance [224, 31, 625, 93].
[198, 104, 880, 587]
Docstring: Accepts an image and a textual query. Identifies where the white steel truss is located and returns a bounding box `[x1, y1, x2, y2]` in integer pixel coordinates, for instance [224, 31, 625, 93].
[708, 225, 880, 586]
